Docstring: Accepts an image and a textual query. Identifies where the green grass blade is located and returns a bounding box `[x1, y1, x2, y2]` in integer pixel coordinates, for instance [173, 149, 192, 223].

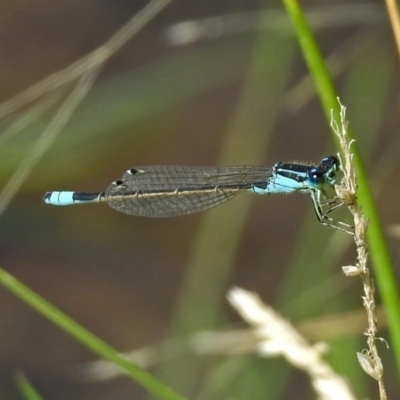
[14, 372, 43, 400]
[282, 0, 400, 375]
[0, 267, 187, 400]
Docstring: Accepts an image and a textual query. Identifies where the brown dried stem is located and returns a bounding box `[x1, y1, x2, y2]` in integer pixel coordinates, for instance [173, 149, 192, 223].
[331, 99, 387, 400]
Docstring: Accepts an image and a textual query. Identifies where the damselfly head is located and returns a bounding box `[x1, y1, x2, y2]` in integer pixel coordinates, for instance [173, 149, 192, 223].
[307, 156, 340, 188]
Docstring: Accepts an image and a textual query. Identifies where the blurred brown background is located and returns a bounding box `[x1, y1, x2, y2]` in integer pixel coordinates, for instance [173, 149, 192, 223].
[0, 0, 399, 399]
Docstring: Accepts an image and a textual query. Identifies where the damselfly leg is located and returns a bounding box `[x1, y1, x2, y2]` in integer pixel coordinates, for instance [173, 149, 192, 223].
[310, 190, 354, 235]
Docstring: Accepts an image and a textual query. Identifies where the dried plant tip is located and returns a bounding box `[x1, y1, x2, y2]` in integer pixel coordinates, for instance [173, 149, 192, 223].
[342, 265, 362, 276]
[335, 185, 356, 206]
[357, 351, 383, 380]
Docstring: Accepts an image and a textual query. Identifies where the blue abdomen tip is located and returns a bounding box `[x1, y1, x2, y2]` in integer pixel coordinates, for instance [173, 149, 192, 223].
[44, 191, 76, 206]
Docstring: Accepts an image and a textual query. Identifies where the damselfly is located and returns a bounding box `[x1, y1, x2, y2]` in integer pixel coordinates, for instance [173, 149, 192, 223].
[44, 156, 352, 234]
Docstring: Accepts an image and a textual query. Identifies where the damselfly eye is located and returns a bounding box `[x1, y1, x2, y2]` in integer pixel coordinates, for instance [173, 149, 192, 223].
[308, 168, 325, 186]
[321, 156, 340, 169]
